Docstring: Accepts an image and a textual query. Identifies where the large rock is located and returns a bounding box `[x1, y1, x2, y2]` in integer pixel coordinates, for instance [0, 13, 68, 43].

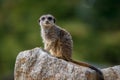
[14, 47, 120, 80]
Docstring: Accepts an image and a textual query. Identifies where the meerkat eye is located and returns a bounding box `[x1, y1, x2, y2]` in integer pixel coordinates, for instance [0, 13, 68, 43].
[41, 17, 45, 21]
[48, 17, 52, 21]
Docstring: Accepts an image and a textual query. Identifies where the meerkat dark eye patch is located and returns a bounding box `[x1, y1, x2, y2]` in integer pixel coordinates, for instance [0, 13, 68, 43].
[48, 17, 52, 21]
[41, 17, 45, 21]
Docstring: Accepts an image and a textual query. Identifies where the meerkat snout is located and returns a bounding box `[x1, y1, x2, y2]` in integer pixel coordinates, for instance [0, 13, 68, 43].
[45, 21, 49, 24]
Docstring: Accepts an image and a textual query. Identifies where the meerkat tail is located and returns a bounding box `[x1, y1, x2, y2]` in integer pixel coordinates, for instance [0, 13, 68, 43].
[70, 59, 104, 80]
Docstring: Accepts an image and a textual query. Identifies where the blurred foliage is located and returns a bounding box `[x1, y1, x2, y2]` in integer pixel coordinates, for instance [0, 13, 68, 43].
[0, 0, 120, 79]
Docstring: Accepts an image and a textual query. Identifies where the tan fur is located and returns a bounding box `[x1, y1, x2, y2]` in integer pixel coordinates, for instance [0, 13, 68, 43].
[39, 14, 104, 80]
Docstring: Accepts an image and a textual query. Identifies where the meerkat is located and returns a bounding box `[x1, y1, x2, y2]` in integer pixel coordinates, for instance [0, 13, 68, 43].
[38, 14, 104, 80]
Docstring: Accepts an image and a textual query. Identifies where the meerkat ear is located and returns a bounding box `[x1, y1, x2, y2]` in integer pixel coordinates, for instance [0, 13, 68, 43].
[53, 18, 56, 23]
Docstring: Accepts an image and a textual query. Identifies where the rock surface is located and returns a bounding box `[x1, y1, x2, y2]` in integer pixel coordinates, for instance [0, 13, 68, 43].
[14, 47, 120, 80]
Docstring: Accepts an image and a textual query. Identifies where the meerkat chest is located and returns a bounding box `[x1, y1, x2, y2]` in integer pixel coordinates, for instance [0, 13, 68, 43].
[41, 28, 58, 42]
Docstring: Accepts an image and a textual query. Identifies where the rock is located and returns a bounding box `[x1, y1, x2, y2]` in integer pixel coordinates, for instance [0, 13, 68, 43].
[14, 47, 120, 80]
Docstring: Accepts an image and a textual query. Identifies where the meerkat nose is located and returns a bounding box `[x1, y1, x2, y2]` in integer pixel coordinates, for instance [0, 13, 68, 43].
[45, 21, 49, 24]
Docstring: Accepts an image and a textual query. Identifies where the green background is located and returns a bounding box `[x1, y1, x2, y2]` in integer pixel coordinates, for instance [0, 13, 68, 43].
[0, 0, 120, 79]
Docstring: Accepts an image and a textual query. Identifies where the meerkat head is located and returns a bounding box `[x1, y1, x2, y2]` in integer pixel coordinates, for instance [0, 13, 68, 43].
[39, 14, 56, 27]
